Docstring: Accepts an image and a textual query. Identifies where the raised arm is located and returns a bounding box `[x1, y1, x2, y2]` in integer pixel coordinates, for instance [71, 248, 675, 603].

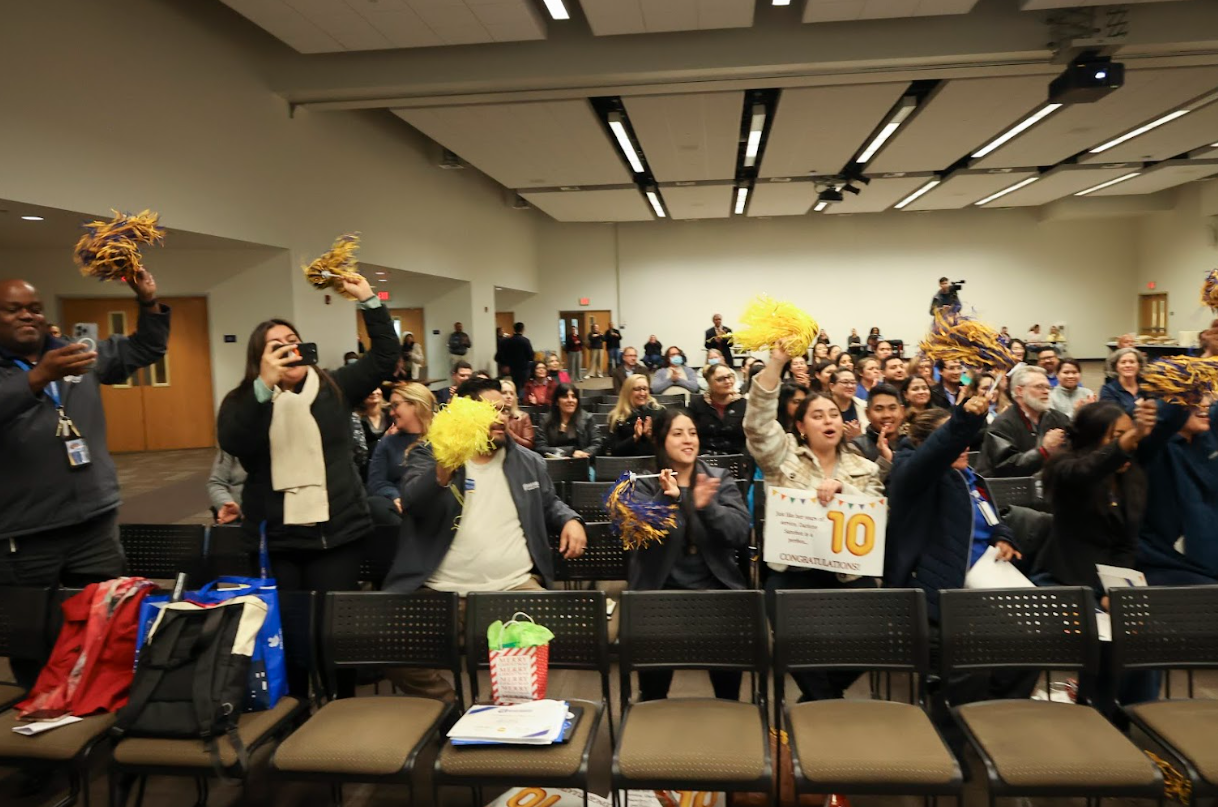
[331, 279, 398, 405]
[744, 347, 791, 477]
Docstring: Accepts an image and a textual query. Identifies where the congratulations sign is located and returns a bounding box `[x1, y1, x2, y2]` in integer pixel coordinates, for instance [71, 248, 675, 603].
[762, 486, 887, 577]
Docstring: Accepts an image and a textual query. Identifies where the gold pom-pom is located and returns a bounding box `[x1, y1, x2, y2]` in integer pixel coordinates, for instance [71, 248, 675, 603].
[303, 234, 364, 300]
[1202, 269, 1218, 313]
[425, 396, 499, 470]
[1142, 356, 1218, 408]
[730, 295, 820, 358]
[919, 308, 1017, 375]
[73, 209, 165, 282]
[604, 473, 677, 551]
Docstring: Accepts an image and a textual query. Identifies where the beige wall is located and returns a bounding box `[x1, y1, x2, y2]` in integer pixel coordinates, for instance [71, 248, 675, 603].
[1135, 182, 1218, 339]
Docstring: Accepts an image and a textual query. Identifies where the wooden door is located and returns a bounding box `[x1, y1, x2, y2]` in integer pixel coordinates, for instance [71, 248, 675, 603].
[357, 307, 425, 372]
[1138, 293, 1168, 337]
[496, 312, 514, 341]
[60, 296, 215, 453]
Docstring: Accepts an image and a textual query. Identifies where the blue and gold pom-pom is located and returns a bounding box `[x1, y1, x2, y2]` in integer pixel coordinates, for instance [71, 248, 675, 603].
[730, 295, 820, 358]
[303, 234, 363, 300]
[425, 396, 498, 471]
[1142, 356, 1218, 408]
[603, 472, 678, 551]
[1202, 269, 1218, 313]
[73, 209, 165, 282]
[919, 308, 1017, 375]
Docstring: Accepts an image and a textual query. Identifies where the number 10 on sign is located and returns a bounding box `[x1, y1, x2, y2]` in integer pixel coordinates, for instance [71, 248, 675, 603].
[762, 486, 888, 578]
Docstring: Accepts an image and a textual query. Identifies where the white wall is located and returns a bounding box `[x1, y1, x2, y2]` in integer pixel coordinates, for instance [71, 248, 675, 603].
[1135, 182, 1218, 338]
[517, 208, 1141, 359]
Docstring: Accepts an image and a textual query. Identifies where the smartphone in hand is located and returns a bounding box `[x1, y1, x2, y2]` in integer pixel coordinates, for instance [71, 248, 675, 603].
[288, 342, 319, 367]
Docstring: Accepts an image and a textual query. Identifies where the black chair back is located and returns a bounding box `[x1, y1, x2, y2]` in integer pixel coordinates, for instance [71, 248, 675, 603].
[358, 525, 400, 588]
[551, 522, 627, 582]
[594, 455, 657, 482]
[699, 453, 751, 482]
[774, 589, 929, 677]
[654, 394, 686, 407]
[597, 402, 617, 413]
[0, 586, 53, 664]
[120, 523, 207, 583]
[570, 481, 613, 522]
[205, 524, 255, 577]
[1110, 586, 1218, 674]
[983, 476, 1037, 510]
[592, 412, 610, 427]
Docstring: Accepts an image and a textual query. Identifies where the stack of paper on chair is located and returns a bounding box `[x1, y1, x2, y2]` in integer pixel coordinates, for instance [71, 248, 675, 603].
[448, 699, 570, 746]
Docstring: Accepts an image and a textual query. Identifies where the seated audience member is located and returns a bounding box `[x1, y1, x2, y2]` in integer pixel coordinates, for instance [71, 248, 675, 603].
[1025, 324, 1042, 344]
[881, 355, 907, 386]
[1100, 347, 1143, 415]
[609, 374, 665, 456]
[356, 387, 392, 479]
[643, 335, 664, 370]
[1116, 333, 1137, 350]
[827, 368, 866, 440]
[1048, 358, 1094, 417]
[848, 329, 861, 349]
[612, 346, 648, 394]
[886, 395, 1035, 715]
[998, 326, 1011, 345]
[367, 382, 435, 526]
[1136, 398, 1218, 584]
[343, 351, 359, 365]
[629, 408, 750, 701]
[811, 360, 837, 393]
[930, 359, 965, 409]
[836, 352, 855, 372]
[434, 360, 473, 407]
[1034, 399, 1163, 717]
[383, 377, 586, 700]
[523, 360, 558, 406]
[964, 372, 999, 424]
[473, 370, 492, 380]
[546, 352, 572, 383]
[812, 342, 829, 362]
[651, 346, 699, 395]
[690, 363, 747, 455]
[777, 381, 809, 434]
[785, 353, 812, 387]
[1036, 346, 1061, 387]
[827, 344, 843, 363]
[745, 345, 883, 701]
[1007, 338, 1027, 366]
[855, 356, 880, 401]
[874, 340, 894, 363]
[976, 366, 1069, 477]
[208, 450, 247, 524]
[1047, 325, 1063, 344]
[698, 349, 729, 391]
[500, 379, 535, 450]
[902, 375, 935, 419]
[852, 382, 905, 477]
[535, 383, 604, 459]
[741, 361, 765, 395]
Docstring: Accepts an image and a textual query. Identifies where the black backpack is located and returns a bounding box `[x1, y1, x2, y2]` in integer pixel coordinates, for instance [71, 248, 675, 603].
[113, 597, 268, 773]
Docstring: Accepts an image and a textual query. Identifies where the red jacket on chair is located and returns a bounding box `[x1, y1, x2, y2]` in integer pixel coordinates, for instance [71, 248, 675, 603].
[17, 578, 157, 717]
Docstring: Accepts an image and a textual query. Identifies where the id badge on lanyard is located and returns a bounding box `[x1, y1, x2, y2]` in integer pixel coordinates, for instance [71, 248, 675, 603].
[972, 489, 999, 526]
[15, 360, 91, 469]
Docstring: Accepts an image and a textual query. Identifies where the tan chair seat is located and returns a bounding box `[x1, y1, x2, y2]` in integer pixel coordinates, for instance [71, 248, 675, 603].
[114, 696, 300, 768]
[618, 699, 766, 782]
[789, 699, 959, 787]
[1127, 699, 1218, 786]
[958, 700, 1160, 789]
[273, 696, 445, 777]
[0, 710, 114, 760]
[0, 684, 26, 710]
[439, 699, 598, 778]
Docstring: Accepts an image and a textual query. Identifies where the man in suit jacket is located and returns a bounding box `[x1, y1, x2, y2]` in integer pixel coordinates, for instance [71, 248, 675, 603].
[704, 313, 734, 367]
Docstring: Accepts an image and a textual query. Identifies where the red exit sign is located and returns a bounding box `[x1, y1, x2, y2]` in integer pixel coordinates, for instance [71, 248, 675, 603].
[377, 291, 390, 301]
[1146, 282, 1156, 290]
[579, 297, 589, 306]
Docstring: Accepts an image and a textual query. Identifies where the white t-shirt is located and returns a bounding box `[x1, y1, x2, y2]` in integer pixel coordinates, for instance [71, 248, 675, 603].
[426, 449, 534, 594]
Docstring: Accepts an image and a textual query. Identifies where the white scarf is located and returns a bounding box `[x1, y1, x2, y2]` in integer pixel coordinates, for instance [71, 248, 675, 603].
[270, 367, 329, 525]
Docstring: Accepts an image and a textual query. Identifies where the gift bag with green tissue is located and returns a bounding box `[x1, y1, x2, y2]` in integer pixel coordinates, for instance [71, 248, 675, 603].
[487, 613, 554, 704]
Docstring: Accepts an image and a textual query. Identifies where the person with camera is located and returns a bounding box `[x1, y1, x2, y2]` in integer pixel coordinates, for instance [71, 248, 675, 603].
[217, 274, 398, 598]
[0, 271, 169, 685]
[929, 277, 961, 314]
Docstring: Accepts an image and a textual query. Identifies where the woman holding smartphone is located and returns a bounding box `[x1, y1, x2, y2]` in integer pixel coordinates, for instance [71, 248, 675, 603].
[217, 274, 398, 596]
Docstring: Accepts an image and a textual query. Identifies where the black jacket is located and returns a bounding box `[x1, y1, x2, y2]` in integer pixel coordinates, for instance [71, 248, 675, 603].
[495, 333, 534, 388]
[886, 407, 1016, 622]
[0, 305, 170, 538]
[218, 304, 399, 552]
[534, 410, 605, 458]
[976, 404, 1070, 478]
[688, 396, 747, 455]
[384, 440, 580, 592]
[612, 364, 649, 393]
[704, 327, 734, 366]
[628, 463, 749, 591]
[587, 332, 604, 349]
[608, 403, 665, 456]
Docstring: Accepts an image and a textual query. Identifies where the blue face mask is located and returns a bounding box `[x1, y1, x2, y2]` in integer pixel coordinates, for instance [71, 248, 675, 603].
[707, 357, 720, 366]
[670, 355, 685, 366]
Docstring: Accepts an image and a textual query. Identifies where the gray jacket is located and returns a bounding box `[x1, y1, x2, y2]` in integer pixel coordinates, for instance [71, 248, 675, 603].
[383, 439, 581, 593]
[0, 306, 170, 538]
[207, 450, 247, 510]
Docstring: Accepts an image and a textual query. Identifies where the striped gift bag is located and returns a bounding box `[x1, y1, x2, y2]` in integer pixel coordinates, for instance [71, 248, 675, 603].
[489, 613, 551, 704]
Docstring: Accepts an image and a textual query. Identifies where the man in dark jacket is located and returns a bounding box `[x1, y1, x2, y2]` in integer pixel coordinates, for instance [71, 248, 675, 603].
[446, 322, 470, 370]
[384, 377, 585, 699]
[495, 321, 534, 390]
[976, 365, 1069, 477]
[929, 358, 965, 410]
[704, 313, 734, 367]
[0, 272, 169, 685]
[852, 383, 904, 480]
[612, 346, 649, 393]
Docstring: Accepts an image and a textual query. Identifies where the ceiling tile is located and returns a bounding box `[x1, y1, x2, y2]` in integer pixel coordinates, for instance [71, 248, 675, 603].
[221, 0, 342, 53]
[1087, 160, 1218, 196]
[746, 182, 818, 217]
[520, 189, 654, 221]
[902, 169, 1037, 210]
[431, 23, 493, 44]
[662, 185, 734, 219]
[579, 0, 753, 36]
[760, 83, 909, 178]
[623, 92, 743, 182]
[361, 9, 443, 47]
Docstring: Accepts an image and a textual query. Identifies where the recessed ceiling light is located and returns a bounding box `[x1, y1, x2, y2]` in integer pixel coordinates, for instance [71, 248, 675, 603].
[734, 187, 749, 215]
[540, 0, 569, 21]
[894, 179, 941, 210]
[971, 104, 1063, 159]
[814, 201, 829, 212]
[974, 176, 1039, 206]
[743, 105, 767, 168]
[773, 0, 792, 5]
[1074, 172, 1141, 196]
[20, 215, 44, 221]
[1089, 109, 1190, 154]
[645, 190, 666, 218]
[857, 97, 917, 163]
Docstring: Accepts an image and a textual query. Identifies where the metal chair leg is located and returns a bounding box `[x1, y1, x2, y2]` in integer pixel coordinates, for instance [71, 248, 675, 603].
[331, 782, 343, 807]
[193, 776, 208, 807]
[133, 776, 147, 807]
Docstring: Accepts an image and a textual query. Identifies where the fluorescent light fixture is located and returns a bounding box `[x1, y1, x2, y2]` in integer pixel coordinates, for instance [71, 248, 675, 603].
[20, 215, 44, 221]
[607, 112, 644, 174]
[540, 0, 569, 20]
[1074, 172, 1140, 196]
[646, 190, 666, 218]
[971, 104, 1063, 159]
[894, 179, 941, 210]
[1089, 109, 1190, 154]
[743, 105, 766, 168]
[857, 97, 917, 163]
[734, 187, 749, 215]
[773, 0, 792, 5]
[974, 176, 1039, 206]
[814, 201, 829, 212]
